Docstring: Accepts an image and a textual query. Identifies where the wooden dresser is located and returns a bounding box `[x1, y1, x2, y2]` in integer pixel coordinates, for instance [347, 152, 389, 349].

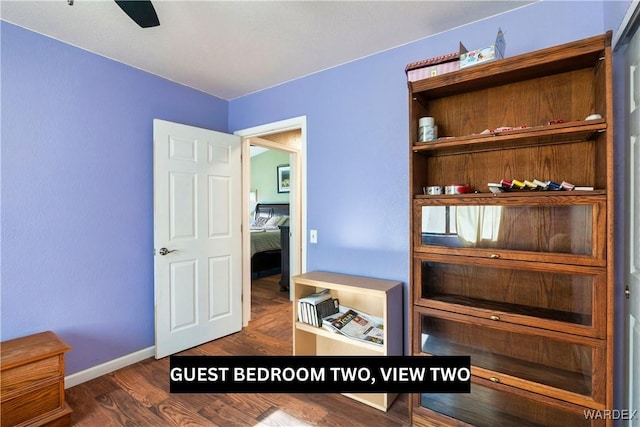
[1, 331, 72, 427]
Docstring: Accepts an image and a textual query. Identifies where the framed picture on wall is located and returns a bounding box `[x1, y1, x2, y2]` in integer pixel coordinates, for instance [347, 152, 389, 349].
[277, 165, 290, 193]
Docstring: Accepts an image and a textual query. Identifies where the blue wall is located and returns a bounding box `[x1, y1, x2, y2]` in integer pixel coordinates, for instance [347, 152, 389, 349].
[228, 0, 609, 347]
[0, 0, 631, 387]
[1, 21, 228, 373]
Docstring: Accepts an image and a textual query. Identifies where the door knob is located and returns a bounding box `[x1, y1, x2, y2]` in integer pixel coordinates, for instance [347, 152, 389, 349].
[158, 247, 177, 256]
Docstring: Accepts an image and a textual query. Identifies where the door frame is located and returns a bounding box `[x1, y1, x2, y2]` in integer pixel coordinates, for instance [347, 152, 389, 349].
[234, 116, 307, 325]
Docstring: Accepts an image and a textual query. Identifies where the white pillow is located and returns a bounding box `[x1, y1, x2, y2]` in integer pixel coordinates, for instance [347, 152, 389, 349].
[264, 215, 282, 230]
[250, 216, 269, 230]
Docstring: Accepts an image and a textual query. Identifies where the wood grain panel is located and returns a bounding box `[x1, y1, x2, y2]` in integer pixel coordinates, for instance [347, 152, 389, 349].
[1, 355, 59, 394]
[1, 381, 62, 427]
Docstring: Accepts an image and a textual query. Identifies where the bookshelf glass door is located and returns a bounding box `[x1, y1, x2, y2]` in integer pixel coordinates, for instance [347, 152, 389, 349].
[416, 309, 605, 405]
[414, 257, 606, 337]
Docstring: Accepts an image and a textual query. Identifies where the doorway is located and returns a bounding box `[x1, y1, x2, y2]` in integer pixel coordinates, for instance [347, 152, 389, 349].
[235, 116, 307, 325]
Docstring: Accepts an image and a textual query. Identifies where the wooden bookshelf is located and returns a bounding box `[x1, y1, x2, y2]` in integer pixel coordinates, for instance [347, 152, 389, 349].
[408, 32, 614, 426]
[292, 271, 403, 411]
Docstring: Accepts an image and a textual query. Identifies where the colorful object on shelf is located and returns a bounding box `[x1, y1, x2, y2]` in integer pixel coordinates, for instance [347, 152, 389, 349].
[533, 179, 549, 189]
[459, 28, 506, 69]
[405, 28, 506, 82]
[585, 114, 602, 120]
[418, 117, 438, 142]
[511, 179, 526, 189]
[405, 52, 460, 82]
[425, 185, 443, 195]
[546, 181, 562, 190]
[490, 179, 593, 192]
[444, 184, 471, 195]
[547, 115, 602, 126]
[547, 118, 566, 125]
[488, 183, 504, 193]
[480, 125, 528, 134]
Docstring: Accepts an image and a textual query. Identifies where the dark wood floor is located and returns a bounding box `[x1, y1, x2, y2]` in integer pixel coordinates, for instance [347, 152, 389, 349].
[66, 275, 411, 426]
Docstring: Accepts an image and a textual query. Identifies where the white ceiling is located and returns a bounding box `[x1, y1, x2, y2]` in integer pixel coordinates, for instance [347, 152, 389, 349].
[1, 0, 535, 100]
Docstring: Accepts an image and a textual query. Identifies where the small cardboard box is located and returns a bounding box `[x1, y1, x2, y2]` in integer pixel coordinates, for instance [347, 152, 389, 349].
[405, 28, 506, 81]
[459, 28, 506, 69]
[405, 52, 460, 82]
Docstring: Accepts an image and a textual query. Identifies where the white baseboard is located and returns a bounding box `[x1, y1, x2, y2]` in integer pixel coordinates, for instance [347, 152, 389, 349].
[65, 346, 155, 388]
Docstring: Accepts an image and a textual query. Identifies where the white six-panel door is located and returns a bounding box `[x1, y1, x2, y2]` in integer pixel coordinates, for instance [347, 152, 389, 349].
[153, 119, 242, 359]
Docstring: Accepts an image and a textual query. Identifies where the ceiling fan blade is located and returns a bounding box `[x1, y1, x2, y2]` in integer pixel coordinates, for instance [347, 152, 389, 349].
[114, 1, 160, 28]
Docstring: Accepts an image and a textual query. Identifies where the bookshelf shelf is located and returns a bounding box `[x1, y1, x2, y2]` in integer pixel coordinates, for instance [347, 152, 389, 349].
[294, 321, 387, 354]
[412, 119, 606, 155]
[292, 271, 403, 412]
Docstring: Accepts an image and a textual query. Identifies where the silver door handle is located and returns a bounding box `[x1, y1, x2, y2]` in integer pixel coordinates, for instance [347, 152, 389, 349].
[158, 247, 177, 256]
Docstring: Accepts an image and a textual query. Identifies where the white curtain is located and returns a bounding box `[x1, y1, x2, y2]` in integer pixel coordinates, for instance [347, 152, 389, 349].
[455, 206, 503, 246]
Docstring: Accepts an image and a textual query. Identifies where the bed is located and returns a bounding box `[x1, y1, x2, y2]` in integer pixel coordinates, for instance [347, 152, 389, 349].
[250, 203, 290, 286]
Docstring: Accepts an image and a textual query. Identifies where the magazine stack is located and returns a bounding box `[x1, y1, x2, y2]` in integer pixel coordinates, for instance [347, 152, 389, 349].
[322, 307, 385, 346]
[297, 288, 339, 327]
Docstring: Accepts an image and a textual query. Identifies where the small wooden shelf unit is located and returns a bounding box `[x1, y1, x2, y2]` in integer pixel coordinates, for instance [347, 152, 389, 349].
[292, 271, 403, 412]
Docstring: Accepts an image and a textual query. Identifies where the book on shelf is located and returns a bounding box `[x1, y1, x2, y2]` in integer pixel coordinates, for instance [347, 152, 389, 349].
[316, 298, 340, 320]
[299, 288, 331, 305]
[297, 288, 329, 325]
[297, 289, 339, 327]
[322, 306, 385, 346]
